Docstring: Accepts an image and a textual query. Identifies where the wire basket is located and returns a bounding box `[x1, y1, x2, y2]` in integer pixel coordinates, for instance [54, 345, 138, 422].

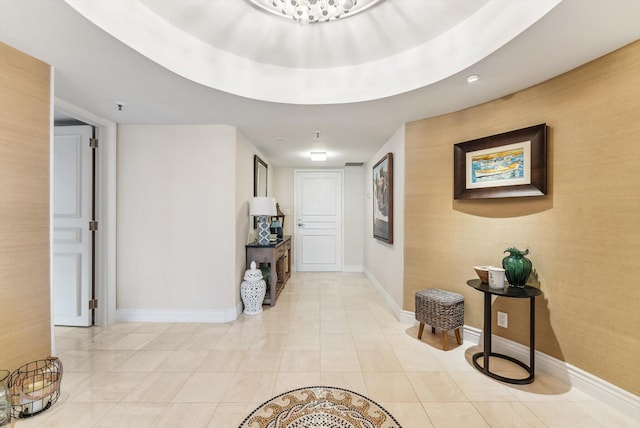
[8, 357, 63, 419]
[0, 370, 10, 427]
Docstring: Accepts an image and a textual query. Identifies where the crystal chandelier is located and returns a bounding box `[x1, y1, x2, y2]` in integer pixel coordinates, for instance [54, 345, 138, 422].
[247, 0, 384, 24]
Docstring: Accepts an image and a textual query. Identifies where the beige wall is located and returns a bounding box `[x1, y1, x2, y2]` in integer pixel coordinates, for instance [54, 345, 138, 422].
[0, 42, 52, 369]
[405, 41, 640, 394]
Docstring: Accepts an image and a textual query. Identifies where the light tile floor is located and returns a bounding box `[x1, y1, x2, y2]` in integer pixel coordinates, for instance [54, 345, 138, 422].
[11, 273, 638, 428]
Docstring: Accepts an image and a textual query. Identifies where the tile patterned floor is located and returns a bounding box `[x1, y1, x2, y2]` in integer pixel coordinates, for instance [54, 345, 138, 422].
[11, 273, 638, 427]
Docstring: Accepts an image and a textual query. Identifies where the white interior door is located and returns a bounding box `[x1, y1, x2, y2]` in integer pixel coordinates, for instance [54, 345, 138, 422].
[53, 125, 93, 326]
[295, 170, 343, 272]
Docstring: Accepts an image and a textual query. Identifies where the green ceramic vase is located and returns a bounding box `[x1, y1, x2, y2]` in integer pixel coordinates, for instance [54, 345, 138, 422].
[501, 247, 532, 287]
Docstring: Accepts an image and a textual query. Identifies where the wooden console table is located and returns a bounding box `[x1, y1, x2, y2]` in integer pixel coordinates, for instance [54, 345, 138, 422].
[246, 236, 291, 306]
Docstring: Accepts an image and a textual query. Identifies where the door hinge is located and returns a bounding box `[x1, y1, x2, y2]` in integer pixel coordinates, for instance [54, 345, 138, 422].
[89, 299, 98, 310]
[89, 220, 98, 231]
[89, 138, 98, 148]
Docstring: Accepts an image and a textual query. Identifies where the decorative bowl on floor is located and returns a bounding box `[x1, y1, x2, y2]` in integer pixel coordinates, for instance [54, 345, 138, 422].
[473, 266, 491, 283]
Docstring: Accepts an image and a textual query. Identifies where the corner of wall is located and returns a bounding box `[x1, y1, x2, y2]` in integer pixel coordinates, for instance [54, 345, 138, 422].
[363, 124, 405, 309]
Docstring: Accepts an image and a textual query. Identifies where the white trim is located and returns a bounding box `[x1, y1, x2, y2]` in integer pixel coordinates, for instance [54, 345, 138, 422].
[363, 268, 404, 319]
[398, 309, 418, 326]
[49, 68, 56, 355]
[363, 269, 639, 420]
[64, 0, 561, 104]
[391, 306, 640, 420]
[461, 327, 640, 421]
[115, 304, 242, 323]
[342, 265, 363, 273]
[54, 98, 117, 327]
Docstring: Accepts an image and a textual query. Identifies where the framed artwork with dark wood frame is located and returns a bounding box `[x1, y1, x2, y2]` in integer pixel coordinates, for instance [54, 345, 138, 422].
[253, 155, 268, 228]
[454, 124, 548, 199]
[254, 155, 268, 198]
[373, 152, 393, 244]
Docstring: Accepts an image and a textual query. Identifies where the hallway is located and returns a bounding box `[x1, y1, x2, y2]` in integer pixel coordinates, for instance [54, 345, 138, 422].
[13, 273, 636, 427]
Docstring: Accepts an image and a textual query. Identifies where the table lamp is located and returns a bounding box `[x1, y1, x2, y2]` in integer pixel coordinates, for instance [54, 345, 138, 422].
[250, 197, 277, 245]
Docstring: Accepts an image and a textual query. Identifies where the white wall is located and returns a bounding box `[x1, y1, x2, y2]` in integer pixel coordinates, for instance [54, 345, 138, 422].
[363, 125, 405, 309]
[235, 131, 256, 308]
[115, 123, 400, 320]
[116, 124, 239, 322]
[344, 166, 365, 271]
[272, 167, 294, 237]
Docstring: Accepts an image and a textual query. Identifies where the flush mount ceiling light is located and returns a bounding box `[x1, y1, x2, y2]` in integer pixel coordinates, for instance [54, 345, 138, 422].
[310, 131, 327, 160]
[247, 0, 385, 24]
[466, 74, 480, 84]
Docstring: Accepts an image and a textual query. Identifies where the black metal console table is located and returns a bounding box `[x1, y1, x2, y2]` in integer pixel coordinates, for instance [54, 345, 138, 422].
[467, 279, 543, 384]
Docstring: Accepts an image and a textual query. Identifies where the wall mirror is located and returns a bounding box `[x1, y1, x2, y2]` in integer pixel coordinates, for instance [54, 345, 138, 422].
[253, 155, 268, 230]
[254, 155, 267, 197]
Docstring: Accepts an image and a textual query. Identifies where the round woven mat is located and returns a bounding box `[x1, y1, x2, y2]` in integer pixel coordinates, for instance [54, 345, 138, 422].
[239, 386, 401, 428]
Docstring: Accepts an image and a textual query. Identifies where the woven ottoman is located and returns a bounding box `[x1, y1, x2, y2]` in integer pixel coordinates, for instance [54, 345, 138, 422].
[415, 288, 464, 351]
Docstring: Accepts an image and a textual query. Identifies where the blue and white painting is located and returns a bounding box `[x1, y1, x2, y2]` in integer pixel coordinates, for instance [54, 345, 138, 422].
[466, 141, 531, 189]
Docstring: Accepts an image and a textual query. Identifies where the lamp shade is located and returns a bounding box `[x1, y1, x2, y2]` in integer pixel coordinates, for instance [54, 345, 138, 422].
[250, 197, 277, 216]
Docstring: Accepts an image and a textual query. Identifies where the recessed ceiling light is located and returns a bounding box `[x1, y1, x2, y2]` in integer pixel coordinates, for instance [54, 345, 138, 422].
[466, 74, 479, 84]
[310, 152, 326, 161]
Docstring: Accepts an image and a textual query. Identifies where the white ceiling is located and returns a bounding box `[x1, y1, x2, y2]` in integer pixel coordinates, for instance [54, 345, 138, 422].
[1, 0, 639, 167]
[138, 0, 489, 69]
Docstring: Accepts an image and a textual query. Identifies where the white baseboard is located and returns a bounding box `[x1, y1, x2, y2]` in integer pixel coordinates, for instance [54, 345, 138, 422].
[362, 269, 639, 421]
[398, 309, 417, 325]
[363, 269, 404, 320]
[461, 327, 640, 421]
[115, 304, 242, 323]
[395, 306, 640, 421]
[342, 265, 363, 272]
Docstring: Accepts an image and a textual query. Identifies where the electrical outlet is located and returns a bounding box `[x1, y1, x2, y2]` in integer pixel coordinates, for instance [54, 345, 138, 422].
[497, 311, 508, 328]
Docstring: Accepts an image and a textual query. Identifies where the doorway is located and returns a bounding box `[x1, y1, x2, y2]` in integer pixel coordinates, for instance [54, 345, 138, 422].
[294, 170, 343, 271]
[53, 124, 95, 326]
[53, 101, 117, 327]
